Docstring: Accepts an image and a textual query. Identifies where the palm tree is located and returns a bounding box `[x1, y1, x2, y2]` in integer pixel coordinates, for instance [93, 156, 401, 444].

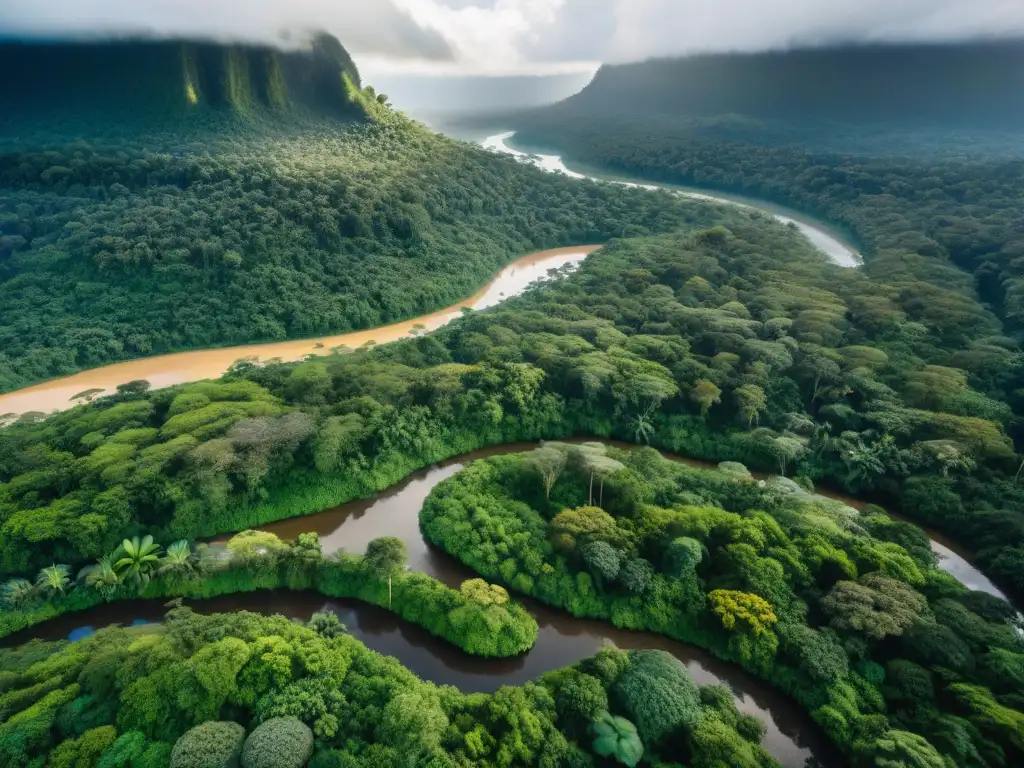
[36, 564, 71, 598]
[627, 404, 657, 445]
[113, 535, 163, 593]
[2, 578, 38, 610]
[78, 555, 120, 600]
[159, 541, 196, 579]
[592, 712, 643, 767]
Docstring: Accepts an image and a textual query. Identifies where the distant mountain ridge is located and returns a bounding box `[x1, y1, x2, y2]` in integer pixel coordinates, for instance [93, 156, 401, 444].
[0, 34, 364, 129]
[543, 41, 1024, 129]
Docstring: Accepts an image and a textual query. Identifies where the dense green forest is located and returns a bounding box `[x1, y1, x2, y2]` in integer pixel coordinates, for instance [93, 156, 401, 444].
[0, 600, 776, 767]
[4, 35, 1024, 768]
[5, 216, 1024, 604]
[492, 47, 1024, 606]
[423, 443, 1024, 767]
[0, 37, 705, 394]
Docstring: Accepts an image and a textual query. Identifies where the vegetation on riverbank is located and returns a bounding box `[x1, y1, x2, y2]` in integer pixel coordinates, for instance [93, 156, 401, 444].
[1, 530, 537, 659]
[0, 602, 773, 767]
[0, 96, 723, 393]
[422, 444, 1024, 767]
[4, 215, 1024, 603]
[511, 113, 1024, 594]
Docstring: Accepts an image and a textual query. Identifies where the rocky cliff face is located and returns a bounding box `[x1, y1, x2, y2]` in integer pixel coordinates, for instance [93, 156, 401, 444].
[0, 33, 363, 130]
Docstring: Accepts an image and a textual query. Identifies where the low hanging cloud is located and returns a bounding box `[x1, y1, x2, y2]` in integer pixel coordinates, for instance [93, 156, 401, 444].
[0, 0, 454, 60]
[2, 0, 1024, 74]
[407, 0, 1024, 73]
[601, 0, 1024, 62]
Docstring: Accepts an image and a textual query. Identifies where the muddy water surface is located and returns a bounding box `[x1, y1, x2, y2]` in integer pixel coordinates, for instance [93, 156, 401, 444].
[0, 246, 597, 417]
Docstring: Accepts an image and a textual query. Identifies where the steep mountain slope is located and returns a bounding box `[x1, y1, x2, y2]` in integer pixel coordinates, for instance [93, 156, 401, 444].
[540, 41, 1024, 130]
[0, 34, 363, 130]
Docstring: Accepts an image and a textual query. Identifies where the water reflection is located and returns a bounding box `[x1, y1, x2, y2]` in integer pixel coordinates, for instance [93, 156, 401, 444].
[13, 442, 852, 766]
[18, 440, 1011, 765]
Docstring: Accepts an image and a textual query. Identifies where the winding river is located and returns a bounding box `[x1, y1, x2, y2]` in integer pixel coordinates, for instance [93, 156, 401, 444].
[480, 131, 862, 269]
[10, 441, 1013, 766]
[0, 134, 998, 766]
[1, 134, 861, 418]
[10, 443, 841, 766]
[0, 246, 597, 418]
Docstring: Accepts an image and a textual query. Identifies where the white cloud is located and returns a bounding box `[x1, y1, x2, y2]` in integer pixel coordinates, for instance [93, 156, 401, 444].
[0, 0, 454, 60]
[2, 0, 1023, 74]
[605, 0, 1024, 61]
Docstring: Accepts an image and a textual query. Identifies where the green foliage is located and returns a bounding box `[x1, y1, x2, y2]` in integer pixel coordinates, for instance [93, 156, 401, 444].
[689, 715, 773, 768]
[376, 693, 448, 758]
[97, 730, 147, 768]
[591, 712, 644, 767]
[619, 558, 654, 595]
[170, 721, 246, 768]
[821, 573, 926, 639]
[859, 730, 948, 768]
[37, 564, 71, 597]
[241, 717, 313, 768]
[2, 578, 38, 609]
[614, 650, 701, 745]
[664, 537, 703, 578]
[552, 507, 624, 549]
[581, 540, 621, 583]
[79, 555, 120, 600]
[708, 590, 777, 636]
[160, 541, 197, 579]
[113, 536, 162, 593]
[48, 725, 118, 768]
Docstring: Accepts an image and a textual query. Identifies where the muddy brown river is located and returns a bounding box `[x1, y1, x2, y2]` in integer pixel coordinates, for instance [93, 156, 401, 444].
[0, 246, 598, 417]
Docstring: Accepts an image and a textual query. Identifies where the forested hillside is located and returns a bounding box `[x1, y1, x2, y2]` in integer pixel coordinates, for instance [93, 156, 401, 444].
[0, 37, 696, 394]
[510, 45, 1024, 338]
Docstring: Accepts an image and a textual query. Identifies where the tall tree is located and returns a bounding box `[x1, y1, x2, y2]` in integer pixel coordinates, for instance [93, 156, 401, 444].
[735, 384, 767, 429]
[364, 537, 407, 608]
[691, 379, 722, 418]
[526, 446, 567, 500]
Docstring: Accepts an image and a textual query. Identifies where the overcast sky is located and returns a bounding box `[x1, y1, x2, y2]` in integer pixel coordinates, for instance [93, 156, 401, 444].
[2, 0, 1024, 76]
